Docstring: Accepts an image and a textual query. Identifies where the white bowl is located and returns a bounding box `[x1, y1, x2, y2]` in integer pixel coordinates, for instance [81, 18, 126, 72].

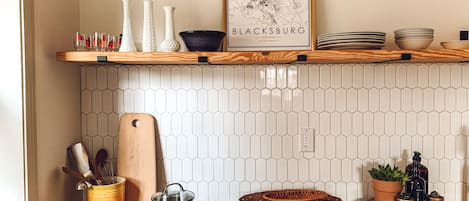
[395, 36, 434, 41]
[440, 40, 469, 49]
[395, 28, 434, 33]
[395, 33, 433, 36]
[395, 30, 433, 35]
[395, 30, 433, 33]
[396, 32, 433, 36]
[395, 38, 433, 50]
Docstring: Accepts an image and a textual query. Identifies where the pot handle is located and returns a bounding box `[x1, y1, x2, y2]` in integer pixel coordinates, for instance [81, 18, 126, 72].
[162, 183, 185, 194]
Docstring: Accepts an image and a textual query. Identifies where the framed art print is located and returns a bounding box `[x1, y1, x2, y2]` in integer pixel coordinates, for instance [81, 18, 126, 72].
[224, 0, 315, 51]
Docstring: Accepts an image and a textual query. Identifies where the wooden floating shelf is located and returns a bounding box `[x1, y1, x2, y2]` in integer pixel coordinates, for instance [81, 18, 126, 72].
[56, 49, 469, 65]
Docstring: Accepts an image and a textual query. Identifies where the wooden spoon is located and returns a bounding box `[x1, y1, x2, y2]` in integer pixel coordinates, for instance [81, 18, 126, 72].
[95, 149, 108, 180]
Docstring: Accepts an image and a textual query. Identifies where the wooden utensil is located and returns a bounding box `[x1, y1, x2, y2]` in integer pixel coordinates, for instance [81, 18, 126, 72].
[95, 149, 108, 181]
[118, 113, 157, 201]
[95, 149, 108, 168]
[68, 142, 94, 178]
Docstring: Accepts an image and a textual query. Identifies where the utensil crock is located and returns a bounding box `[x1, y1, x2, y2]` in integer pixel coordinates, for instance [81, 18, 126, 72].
[87, 176, 126, 201]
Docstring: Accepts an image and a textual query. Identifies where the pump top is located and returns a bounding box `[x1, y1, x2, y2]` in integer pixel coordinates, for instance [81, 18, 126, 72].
[412, 151, 422, 162]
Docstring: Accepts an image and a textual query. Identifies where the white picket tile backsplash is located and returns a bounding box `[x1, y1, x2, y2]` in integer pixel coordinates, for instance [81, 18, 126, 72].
[82, 64, 469, 201]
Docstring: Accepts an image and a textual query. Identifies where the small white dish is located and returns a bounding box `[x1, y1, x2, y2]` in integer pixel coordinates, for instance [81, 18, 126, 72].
[440, 40, 469, 49]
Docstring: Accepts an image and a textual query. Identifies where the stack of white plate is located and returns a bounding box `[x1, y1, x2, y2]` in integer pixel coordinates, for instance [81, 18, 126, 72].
[394, 28, 434, 49]
[317, 32, 386, 50]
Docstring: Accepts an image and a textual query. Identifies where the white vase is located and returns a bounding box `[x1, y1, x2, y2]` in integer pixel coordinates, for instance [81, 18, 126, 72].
[119, 0, 137, 52]
[142, 0, 156, 52]
[160, 6, 180, 52]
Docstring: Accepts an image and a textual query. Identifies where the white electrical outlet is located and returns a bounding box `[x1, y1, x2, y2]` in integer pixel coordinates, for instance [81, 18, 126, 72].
[299, 128, 315, 152]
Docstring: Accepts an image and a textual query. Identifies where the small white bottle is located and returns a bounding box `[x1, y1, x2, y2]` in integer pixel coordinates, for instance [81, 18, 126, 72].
[142, 0, 156, 52]
[160, 6, 180, 52]
[119, 0, 137, 52]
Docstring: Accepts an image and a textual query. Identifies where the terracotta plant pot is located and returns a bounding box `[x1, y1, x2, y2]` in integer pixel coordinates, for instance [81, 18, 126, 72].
[372, 179, 402, 201]
[396, 198, 413, 201]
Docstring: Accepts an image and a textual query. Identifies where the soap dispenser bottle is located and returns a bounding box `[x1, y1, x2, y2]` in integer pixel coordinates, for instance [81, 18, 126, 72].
[406, 151, 429, 194]
[406, 163, 428, 201]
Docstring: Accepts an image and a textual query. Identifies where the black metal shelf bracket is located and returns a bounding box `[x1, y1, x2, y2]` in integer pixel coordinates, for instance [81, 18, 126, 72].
[461, 30, 469, 40]
[198, 56, 209, 64]
[287, 54, 308, 64]
[373, 53, 412, 63]
[97, 56, 108, 62]
[401, 53, 412, 60]
[297, 55, 308, 62]
[96, 55, 120, 64]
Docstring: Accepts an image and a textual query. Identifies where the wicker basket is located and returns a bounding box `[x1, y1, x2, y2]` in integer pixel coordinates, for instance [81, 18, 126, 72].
[261, 190, 329, 201]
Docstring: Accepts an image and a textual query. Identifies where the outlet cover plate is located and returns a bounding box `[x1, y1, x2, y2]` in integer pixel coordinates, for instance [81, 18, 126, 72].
[300, 128, 314, 152]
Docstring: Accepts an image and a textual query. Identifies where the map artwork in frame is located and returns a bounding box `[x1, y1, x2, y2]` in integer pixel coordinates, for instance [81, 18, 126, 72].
[225, 0, 314, 51]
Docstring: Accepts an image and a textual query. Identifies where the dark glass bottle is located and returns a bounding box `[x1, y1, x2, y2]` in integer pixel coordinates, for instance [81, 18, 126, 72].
[406, 163, 428, 201]
[406, 151, 429, 194]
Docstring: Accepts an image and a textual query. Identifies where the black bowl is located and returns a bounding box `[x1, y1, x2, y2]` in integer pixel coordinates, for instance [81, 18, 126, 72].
[179, 30, 226, 52]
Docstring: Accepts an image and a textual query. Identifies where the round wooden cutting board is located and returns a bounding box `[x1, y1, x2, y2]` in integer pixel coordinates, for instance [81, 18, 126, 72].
[239, 190, 342, 201]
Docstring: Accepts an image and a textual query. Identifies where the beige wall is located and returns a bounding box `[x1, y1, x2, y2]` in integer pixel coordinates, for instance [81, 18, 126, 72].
[80, 0, 469, 51]
[316, 0, 469, 49]
[80, 0, 224, 51]
[34, 0, 82, 200]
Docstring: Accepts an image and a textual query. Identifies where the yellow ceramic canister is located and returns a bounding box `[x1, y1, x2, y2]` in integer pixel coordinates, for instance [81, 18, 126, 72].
[87, 176, 126, 201]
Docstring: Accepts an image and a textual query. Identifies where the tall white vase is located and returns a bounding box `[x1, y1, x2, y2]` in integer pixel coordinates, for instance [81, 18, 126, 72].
[160, 6, 180, 52]
[119, 0, 137, 52]
[142, 0, 156, 52]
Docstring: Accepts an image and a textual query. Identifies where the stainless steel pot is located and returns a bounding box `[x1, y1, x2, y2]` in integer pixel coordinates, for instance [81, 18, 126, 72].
[151, 183, 195, 201]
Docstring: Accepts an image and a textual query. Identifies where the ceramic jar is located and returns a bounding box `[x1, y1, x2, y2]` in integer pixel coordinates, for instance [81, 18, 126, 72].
[142, 0, 156, 52]
[371, 179, 402, 201]
[160, 6, 180, 52]
[119, 0, 137, 52]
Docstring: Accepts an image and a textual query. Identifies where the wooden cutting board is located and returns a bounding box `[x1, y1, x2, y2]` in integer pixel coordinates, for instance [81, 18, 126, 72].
[118, 113, 157, 201]
[239, 190, 342, 201]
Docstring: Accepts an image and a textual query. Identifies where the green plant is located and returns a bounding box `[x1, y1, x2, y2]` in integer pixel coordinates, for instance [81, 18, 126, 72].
[368, 164, 409, 183]
[429, 191, 442, 198]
